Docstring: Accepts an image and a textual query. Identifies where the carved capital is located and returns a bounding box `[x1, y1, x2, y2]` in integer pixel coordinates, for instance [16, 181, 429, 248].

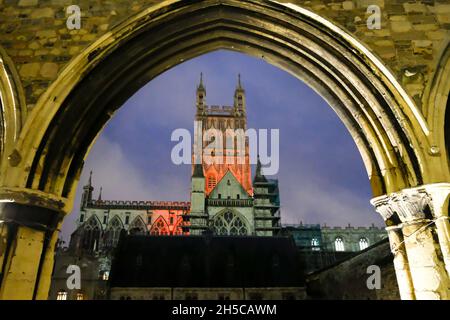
[371, 188, 432, 224]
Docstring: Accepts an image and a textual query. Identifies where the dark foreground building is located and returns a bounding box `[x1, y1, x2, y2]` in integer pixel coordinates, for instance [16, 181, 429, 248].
[108, 235, 306, 300]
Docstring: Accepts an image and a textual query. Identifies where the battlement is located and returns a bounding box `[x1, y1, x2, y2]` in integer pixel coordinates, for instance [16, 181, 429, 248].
[281, 223, 384, 231]
[321, 225, 385, 231]
[87, 200, 191, 211]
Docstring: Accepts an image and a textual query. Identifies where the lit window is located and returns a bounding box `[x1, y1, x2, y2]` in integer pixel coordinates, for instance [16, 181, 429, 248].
[57, 291, 67, 300]
[208, 176, 217, 189]
[102, 271, 109, 281]
[335, 237, 345, 252]
[76, 293, 84, 300]
[311, 238, 320, 251]
[359, 238, 369, 250]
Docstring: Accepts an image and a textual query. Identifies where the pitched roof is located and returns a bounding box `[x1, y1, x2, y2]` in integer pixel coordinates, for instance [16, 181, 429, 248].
[210, 169, 251, 197]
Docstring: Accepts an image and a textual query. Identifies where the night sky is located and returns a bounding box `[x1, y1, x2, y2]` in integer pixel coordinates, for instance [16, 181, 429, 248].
[60, 50, 384, 242]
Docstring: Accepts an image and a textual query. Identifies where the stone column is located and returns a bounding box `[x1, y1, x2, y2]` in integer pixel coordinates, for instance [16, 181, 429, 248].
[385, 225, 415, 299]
[0, 188, 66, 300]
[372, 185, 450, 300]
[372, 198, 415, 300]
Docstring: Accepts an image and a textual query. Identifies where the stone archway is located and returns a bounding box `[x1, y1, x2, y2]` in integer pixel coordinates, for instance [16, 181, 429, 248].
[0, 0, 449, 299]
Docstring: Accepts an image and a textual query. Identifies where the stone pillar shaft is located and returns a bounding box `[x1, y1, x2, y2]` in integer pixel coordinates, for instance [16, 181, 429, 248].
[371, 184, 450, 300]
[0, 201, 63, 300]
[435, 216, 450, 277]
[401, 220, 449, 299]
[385, 225, 415, 299]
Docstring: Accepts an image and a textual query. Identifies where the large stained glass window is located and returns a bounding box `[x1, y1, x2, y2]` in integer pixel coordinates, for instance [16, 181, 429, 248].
[212, 211, 249, 236]
[150, 217, 169, 235]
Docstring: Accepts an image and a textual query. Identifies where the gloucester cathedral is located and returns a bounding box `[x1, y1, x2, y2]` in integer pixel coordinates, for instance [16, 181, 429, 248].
[68, 74, 281, 255]
[49, 76, 387, 300]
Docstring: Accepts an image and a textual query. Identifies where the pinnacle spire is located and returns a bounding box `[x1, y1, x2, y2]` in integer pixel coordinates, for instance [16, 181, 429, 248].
[237, 73, 242, 89]
[254, 155, 267, 183]
[198, 72, 205, 90]
[86, 170, 93, 187]
[98, 187, 102, 201]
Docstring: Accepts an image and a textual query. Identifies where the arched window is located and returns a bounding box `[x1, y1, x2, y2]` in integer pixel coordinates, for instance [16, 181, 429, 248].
[335, 237, 345, 252]
[212, 211, 249, 236]
[173, 217, 184, 235]
[311, 238, 320, 251]
[359, 238, 369, 250]
[129, 217, 147, 235]
[57, 290, 67, 300]
[104, 216, 123, 248]
[207, 175, 217, 190]
[82, 216, 101, 252]
[150, 217, 169, 235]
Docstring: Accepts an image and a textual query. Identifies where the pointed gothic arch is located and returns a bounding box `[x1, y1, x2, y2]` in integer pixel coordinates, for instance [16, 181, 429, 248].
[129, 216, 148, 235]
[0, 45, 26, 165]
[104, 215, 124, 249]
[0, 0, 437, 203]
[150, 216, 170, 236]
[212, 209, 250, 236]
[81, 215, 103, 253]
[0, 0, 448, 300]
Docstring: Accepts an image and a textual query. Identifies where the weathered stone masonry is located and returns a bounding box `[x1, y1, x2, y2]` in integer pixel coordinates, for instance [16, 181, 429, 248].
[0, 0, 448, 109]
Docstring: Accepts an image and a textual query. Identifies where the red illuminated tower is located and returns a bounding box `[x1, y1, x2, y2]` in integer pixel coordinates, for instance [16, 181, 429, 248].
[193, 73, 253, 196]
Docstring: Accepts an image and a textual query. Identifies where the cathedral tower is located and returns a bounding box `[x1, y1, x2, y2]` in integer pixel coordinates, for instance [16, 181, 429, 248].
[193, 74, 253, 196]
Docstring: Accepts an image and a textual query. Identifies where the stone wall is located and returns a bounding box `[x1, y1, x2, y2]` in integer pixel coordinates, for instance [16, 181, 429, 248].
[306, 239, 400, 300]
[0, 0, 448, 110]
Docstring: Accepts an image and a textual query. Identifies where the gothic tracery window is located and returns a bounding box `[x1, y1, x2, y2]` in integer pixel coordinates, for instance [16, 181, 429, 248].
[359, 237, 369, 250]
[82, 216, 101, 252]
[334, 237, 345, 252]
[104, 216, 123, 248]
[212, 211, 249, 236]
[129, 217, 147, 235]
[150, 217, 169, 235]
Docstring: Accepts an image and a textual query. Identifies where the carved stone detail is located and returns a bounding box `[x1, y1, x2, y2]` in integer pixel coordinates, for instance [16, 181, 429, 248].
[371, 189, 432, 223]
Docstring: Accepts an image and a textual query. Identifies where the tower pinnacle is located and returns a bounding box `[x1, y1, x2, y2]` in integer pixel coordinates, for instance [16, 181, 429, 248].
[237, 73, 242, 89]
[198, 72, 205, 90]
[88, 170, 92, 187]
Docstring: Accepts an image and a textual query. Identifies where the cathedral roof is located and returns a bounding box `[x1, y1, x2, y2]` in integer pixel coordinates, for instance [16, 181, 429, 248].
[210, 169, 252, 197]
